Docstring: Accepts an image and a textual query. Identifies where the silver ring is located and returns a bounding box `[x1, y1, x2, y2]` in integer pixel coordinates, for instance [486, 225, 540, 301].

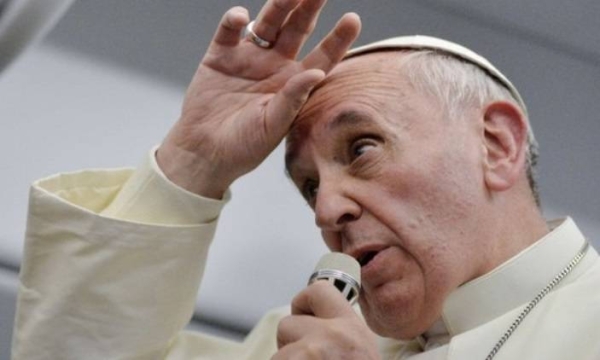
[245, 20, 272, 48]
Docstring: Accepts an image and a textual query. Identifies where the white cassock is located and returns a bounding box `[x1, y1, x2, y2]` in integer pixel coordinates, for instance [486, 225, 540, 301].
[11, 149, 600, 359]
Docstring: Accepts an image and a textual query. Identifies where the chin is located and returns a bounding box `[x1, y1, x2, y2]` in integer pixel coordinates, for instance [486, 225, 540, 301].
[365, 313, 430, 340]
[360, 287, 435, 340]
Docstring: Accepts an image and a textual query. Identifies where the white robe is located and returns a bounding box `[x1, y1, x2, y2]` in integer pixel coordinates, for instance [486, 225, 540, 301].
[11, 150, 600, 359]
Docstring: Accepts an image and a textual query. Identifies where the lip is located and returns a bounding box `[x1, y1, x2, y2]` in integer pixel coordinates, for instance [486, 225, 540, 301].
[348, 244, 388, 266]
[360, 247, 391, 276]
[347, 245, 398, 292]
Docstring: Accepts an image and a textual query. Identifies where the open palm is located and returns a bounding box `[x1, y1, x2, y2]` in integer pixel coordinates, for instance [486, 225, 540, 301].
[157, 0, 361, 198]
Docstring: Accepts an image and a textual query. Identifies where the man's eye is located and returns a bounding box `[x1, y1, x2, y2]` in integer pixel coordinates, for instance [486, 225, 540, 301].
[350, 138, 377, 159]
[302, 180, 319, 202]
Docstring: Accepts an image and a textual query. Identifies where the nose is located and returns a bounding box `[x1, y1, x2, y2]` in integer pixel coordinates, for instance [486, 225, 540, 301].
[314, 178, 361, 232]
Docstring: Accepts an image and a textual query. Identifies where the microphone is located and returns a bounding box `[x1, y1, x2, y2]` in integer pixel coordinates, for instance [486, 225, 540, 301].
[308, 252, 361, 305]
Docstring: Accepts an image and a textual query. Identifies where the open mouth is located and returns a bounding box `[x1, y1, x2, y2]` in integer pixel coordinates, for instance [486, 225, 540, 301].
[358, 251, 378, 267]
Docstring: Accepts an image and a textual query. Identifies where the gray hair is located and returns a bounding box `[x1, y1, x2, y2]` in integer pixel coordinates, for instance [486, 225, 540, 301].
[398, 50, 540, 206]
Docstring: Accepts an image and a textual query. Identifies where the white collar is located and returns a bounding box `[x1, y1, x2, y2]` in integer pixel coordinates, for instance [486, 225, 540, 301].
[441, 217, 597, 336]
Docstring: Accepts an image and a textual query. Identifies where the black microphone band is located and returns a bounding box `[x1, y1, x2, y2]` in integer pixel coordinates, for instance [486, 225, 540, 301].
[309, 268, 360, 305]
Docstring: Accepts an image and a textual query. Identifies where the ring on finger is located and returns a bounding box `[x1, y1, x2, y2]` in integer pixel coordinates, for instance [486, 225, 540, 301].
[245, 20, 273, 48]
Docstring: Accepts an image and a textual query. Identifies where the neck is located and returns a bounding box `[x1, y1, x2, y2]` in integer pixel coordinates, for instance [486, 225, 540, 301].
[478, 193, 549, 276]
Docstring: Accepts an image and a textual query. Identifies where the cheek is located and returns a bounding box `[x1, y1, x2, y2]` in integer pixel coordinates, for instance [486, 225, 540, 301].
[358, 248, 428, 335]
[388, 150, 482, 234]
[358, 245, 461, 339]
[380, 163, 480, 288]
[355, 169, 481, 337]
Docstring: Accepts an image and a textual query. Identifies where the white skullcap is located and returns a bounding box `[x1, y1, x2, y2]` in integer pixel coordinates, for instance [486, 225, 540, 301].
[344, 35, 527, 115]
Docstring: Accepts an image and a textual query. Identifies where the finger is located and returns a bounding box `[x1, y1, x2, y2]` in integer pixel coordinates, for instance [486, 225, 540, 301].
[252, 0, 302, 43]
[276, 314, 320, 349]
[301, 12, 361, 72]
[291, 280, 354, 318]
[272, 341, 319, 360]
[273, 0, 327, 57]
[211, 6, 250, 47]
[264, 68, 325, 138]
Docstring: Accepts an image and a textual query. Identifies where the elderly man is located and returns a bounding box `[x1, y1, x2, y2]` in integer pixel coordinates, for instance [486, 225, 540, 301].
[11, 0, 600, 359]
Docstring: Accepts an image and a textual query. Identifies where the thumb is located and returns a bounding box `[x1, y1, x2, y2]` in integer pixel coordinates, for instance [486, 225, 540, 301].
[264, 68, 325, 138]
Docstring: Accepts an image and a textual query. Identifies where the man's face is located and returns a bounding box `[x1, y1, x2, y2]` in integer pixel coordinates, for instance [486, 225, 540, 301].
[286, 53, 494, 339]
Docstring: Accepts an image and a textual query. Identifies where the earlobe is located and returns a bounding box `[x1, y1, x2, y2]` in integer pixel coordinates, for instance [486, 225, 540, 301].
[482, 101, 528, 192]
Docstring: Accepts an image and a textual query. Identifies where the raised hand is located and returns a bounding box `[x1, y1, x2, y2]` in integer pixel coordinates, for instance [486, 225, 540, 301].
[157, 0, 361, 198]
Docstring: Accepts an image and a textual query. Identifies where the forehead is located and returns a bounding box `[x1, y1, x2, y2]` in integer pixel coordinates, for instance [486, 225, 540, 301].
[297, 52, 409, 120]
[285, 52, 415, 166]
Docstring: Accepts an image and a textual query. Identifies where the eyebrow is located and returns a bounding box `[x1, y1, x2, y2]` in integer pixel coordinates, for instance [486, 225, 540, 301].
[285, 110, 374, 176]
[327, 110, 373, 130]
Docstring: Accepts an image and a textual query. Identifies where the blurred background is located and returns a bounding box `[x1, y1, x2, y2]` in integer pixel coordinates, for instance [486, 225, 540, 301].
[0, 0, 599, 357]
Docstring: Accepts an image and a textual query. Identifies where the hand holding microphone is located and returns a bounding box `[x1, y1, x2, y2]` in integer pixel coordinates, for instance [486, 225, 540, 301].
[273, 253, 380, 360]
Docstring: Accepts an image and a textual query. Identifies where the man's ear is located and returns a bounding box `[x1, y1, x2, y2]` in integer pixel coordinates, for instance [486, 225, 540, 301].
[482, 101, 528, 192]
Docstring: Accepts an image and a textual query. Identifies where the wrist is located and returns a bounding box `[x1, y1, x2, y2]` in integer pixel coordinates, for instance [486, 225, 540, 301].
[156, 143, 231, 200]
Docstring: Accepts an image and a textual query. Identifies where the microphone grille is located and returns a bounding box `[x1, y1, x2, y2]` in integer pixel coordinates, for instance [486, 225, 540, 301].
[313, 252, 361, 287]
[310, 252, 361, 304]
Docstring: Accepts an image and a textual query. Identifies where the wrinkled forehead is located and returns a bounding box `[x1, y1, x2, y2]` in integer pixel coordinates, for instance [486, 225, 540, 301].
[285, 52, 410, 166]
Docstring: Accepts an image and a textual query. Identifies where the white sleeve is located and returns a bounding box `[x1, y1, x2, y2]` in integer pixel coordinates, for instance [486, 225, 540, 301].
[101, 145, 231, 225]
[11, 148, 257, 360]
